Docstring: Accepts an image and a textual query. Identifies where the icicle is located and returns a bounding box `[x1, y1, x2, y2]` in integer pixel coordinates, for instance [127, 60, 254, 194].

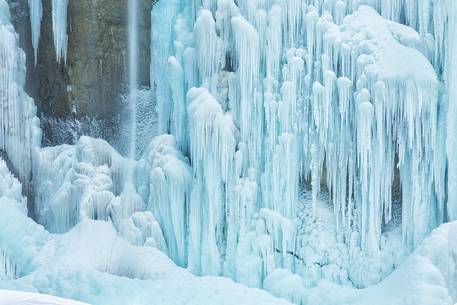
[28, 0, 42, 65]
[51, 0, 68, 63]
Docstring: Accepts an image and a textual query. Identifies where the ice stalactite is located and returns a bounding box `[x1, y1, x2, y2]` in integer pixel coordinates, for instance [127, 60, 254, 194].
[51, 0, 68, 63]
[0, 0, 41, 194]
[308, 6, 442, 252]
[28, 0, 42, 65]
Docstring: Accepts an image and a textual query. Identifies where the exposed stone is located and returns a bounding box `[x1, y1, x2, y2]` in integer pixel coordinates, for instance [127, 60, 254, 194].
[7, 0, 152, 150]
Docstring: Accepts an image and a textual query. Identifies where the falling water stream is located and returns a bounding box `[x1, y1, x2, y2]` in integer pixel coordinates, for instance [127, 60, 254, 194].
[127, 0, 138, 186]
[128, 0, 138, 160]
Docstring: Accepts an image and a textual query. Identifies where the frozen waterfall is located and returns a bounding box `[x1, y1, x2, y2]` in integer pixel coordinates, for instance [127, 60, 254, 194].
[0, 0, 457, 304]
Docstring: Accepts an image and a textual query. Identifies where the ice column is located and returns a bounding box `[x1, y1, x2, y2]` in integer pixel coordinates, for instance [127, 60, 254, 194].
[140, 135, 192, 266]
[446, 0, 457, 221]
[187, 87, 237, 275]
[151, 0, 181, 133]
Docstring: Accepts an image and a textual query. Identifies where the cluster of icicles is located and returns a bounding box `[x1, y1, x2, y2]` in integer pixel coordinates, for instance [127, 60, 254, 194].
[28, 0, 68, 64]
[150, 0, 455, 286]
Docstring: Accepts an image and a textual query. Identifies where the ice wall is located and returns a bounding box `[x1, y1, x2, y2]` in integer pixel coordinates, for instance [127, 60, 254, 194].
[446, 0, 457, 221]
[150, 0, 452, 288]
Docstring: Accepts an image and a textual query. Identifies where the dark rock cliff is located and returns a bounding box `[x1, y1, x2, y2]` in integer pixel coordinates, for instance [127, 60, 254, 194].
[7, 0, 152, 151]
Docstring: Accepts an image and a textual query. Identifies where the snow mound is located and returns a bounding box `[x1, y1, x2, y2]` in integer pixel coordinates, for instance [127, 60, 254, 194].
[0, 290, 89, 305]
[2, 220, 294, 305]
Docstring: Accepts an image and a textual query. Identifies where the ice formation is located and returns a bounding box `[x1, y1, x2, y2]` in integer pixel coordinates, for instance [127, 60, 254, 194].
[0, 0, 41, 196]
[0, 0, 457, 304]
[446, 0, 457, 221]
[51, 0, 68, 63]
[0, 154, 294, 305]
[28, 0, 42, 65]
[149, 0, 454, 289]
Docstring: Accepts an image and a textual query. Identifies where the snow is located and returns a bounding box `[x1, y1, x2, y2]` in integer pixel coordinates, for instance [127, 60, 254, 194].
[0, 290, 89, 305]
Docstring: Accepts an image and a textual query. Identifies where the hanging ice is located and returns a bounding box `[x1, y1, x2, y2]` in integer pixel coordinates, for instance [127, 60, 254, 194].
[51, 0, 68, 63]
[0, 0, 41, 193]
[148, 0, 451, 288]
[28, 0, 42, 65]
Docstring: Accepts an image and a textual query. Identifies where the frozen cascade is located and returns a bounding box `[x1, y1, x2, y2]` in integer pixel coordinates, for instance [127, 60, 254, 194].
[0, 0, 41, 196]
[148, 0, 454, 291]
[28, 0, 42, 65]
[51, 0, 68, 63]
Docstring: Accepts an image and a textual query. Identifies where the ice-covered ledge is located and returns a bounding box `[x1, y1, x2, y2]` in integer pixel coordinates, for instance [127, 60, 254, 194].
[0, 290, 89, 305]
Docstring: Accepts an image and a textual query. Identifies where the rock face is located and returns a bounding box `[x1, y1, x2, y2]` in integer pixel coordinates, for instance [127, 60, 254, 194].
[7, 0, 152, 149]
